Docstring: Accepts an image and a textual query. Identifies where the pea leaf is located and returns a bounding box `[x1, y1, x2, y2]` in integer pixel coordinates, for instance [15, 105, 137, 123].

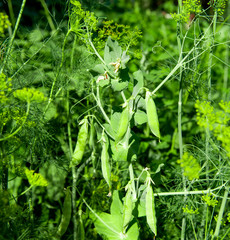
[132, 70, 144, 98]
[93, 191, 139, 240]
[111, 78, 128, 92]
[134, 109, 147, 125]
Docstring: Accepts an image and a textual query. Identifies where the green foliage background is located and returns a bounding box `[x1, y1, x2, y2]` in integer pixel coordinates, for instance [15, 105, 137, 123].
[1, 0, 230, 239]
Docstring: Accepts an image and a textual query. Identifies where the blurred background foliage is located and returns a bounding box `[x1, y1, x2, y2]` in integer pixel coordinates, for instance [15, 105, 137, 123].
[0, 0, 230, 239]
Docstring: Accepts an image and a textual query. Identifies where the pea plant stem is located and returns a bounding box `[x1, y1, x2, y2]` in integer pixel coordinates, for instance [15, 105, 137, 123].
[66, 90, 77, 240]
[68, 38, 78, 239]
[0, 0, 27, 74]
[176, 1, 186, 238]
[92, 86, 111, 124]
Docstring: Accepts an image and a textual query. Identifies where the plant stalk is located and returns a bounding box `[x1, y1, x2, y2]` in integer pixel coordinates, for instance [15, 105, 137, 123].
[39, 0, 56, 31]
[44, 29, 71, 114]
[212, 187, 229, 239]
[1, 0, 27, 73]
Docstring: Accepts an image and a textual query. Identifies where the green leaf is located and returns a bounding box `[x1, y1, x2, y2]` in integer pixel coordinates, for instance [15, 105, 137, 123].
[110, 111, 122, 134]
[104, 37, 122, 65]
[110, 190, 123, 217]
[111, 78, 128, 92]
[134, 109, 147, 125]
[92, 64, 105, 74]
[94, 212, 124, 240]
[111, 141, 129, 162]
[120, 51, 130, 69]
[132, 70, 144, 98]
[125, 222, 139, 240]
[98, 78, 110, 87]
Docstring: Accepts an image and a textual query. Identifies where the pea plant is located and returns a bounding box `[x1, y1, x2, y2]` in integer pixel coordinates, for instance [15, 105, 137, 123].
[1, 0, 230, 239]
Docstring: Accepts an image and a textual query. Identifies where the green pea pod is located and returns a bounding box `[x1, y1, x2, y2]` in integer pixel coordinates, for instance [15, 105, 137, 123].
[146, 183, 157, 236]
[122, 185, 133, 232]
[115, 105, 129, 144]
[145, 91, 160, 139]
[101, 139, 111, 191]
[70, 118, 88, 168]
[56, 188, 72, 237]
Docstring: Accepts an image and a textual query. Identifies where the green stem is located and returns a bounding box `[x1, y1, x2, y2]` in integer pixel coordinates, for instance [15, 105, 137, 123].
[153, 185, 226, 197]
[205, 205, 208, 240]
[11, 185, 33, 200]
[212, 187, 229, 239]
[93, 86, 111, 124]
[87, 28, 116, 78]
[1, 0, 27, 73]
[68, 35, 78, 239]
[176, 1, 186, 239]
[44, 29, 72, 114]
[190, 218, 198, 240]
[220, 227, 230, 240]
[72, 167, 77, 240]
[39, 0, 56, 31]
[70, 34, 77, 70]
[7, 0, 16, 27]
[78, 187, 122, 236]
[151, 22, 213, 96]
[223, 4, 230, 100]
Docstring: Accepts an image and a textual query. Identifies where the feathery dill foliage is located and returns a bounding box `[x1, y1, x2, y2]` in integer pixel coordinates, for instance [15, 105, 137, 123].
[171, 0, 201, 23]
[177, 152, 201, 180]
[1, 0, 230, 239]
[69, 0, 142, 57]
[195, 100, 230, 157]
[209, 0, 228, 15]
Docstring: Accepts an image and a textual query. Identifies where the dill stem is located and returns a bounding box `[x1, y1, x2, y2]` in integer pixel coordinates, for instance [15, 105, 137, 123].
[0, 0, 27, 74]
[39, 0, 56, 32]
[44, 29, 71, 114]
[223, 3, 230, 100]
[212, 187, 229, 239]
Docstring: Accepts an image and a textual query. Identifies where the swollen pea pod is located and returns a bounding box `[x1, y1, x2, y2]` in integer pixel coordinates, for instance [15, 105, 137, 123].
[70, 118, 88, 168]
[146, 180, 157, 236]
[115, 105, 129, 144]
[145, 90, 160, 139]
[122, 184, 133, 232]
[101, 138, 111, 192]
[56, 188, 72, 238]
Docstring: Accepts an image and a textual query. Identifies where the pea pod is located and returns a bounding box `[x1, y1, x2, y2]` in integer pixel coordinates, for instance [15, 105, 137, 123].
[122, 184, 133, 232]
[115, 105, 129, 144]
[145, 91, 160, 139]
[70, 118, 88, 168]
[146, 182, 157, 236]
[101, 139, 111, 191]
[56, 188, 72, 238]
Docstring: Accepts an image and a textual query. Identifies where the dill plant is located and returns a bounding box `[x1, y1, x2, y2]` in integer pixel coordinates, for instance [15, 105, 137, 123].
[0, 0, 230, 239]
